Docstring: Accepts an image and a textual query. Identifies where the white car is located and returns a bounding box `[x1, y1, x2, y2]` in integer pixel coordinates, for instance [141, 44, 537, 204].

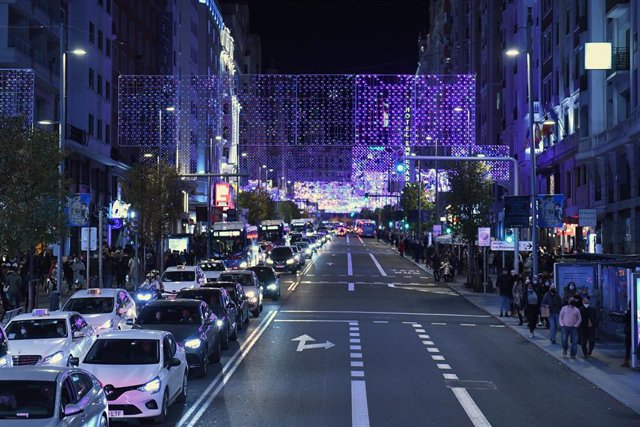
[62, 288, 137, 335]
[0, 366, 108, 426]
[5, 309, 96, 367]
[161, 265, 206, 296]
[217, 271, 263, 317]
[199, 260, 227, 282]
[76, 329, 188, 423]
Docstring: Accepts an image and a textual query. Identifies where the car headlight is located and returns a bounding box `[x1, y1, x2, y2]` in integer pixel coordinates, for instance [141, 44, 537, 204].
[215, 319, 224, 327]
[305, 248, 312, 254]
[266, 259, 274, 265]
[0, 355, 11, 367]
[286, 258, 294, 265]
[42, 351, 65, 365]
[136, 293, 152, 301]
[245, 290, 256, 298]
[267, 284, 277, 290]
[184, 338, 202, 349]
[137, 377, 161, 394]
[239, 261, 248, 269]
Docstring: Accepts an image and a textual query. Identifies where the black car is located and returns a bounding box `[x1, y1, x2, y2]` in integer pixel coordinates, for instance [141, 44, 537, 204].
[176, 288, 238, 350]
[204, 281, 250, 328]
[135, 299, 222, 377]
[267, 246, 298, 274]
[247, 266, 281, 301]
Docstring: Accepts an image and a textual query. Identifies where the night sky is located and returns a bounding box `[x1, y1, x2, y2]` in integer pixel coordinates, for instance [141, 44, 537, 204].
[245, 0, 429, 74]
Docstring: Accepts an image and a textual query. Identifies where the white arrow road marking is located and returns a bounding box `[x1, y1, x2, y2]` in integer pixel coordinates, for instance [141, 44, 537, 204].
[292, 334, 335, 352]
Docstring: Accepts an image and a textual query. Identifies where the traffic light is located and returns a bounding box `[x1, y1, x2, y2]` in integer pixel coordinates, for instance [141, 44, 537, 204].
[364, 192, 369, 201]
[404, 223, 410, 230]
[505, 228, 514, 243]
[394, 160, 406, 174]
[444, 223, 452, 234]
[388, 221, 393, 228]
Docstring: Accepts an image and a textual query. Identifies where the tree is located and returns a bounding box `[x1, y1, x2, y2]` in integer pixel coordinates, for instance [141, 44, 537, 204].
[445, 161, 493, 287]
[277, 200, 302, 223]
[237, 190, 275, 225]
[0, 116, 68, 309]
[400, 182, 434, 232]
[122, 161, 184, 265]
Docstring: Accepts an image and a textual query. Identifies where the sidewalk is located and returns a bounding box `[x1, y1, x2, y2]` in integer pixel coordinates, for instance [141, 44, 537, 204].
[398, 248, 640, 416]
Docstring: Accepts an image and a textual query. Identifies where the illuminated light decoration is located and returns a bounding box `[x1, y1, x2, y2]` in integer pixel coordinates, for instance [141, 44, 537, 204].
[450, 145, 511, 181]
[0, 69, 35, 127]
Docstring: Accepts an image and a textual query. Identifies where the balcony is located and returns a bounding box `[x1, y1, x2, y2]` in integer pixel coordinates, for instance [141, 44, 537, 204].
[606, 0, 629, 19]
[607, 47, 630, 78]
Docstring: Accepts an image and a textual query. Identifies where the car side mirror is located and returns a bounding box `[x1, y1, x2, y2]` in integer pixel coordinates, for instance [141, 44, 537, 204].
[69, 356, 80, 367]
[64, 403, 83, 417]
[125, 318, 134, 326]
[167, 357, 181, 368]
[72, 331, 85, 340]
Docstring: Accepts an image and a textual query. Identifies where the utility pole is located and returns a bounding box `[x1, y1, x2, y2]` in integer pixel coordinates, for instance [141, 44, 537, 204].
[98, 209, 103, 287]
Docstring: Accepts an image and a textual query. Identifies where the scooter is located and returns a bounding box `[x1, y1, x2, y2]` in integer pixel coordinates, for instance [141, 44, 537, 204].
[133, 282, 163, 309]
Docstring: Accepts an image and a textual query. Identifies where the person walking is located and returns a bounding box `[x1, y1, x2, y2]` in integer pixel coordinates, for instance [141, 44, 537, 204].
[71, 256, 86, 291]
[524, 278, 540, 337]
[541, 284, 563, 344]
[579, 296, 597, 358]
[512, 273, 525, 326]
[432, 253, 441, 283]
[559, 297, 582, 359]
[496, 268, 513, 317]
[4, 263, 22, 309]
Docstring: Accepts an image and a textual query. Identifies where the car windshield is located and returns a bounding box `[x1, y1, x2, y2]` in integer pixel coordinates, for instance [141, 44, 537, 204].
[270, 247, 293, 258]
[297, 242, 309, 249]
[219, 274, 252, 287]
[200, 263, 225, 272]
[63, 297, 114, 314]
[176, 291, 223, 309]
[250, 268, 276, 282]
[139, 305, 201, 325]
[6, 319, 67, 340]
[0, 381, 56, 419]
[84, 339, 160, 365]
[162, 271, 195, 282]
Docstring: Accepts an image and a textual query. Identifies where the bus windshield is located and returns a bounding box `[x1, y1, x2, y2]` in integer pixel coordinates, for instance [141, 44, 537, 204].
[212, 236, 245, 256]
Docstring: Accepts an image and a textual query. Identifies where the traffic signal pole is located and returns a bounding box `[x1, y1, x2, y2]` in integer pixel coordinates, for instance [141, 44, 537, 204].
[403, 155, 520, 274]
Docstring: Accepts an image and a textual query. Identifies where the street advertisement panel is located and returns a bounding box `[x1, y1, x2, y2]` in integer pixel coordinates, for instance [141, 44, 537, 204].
[213, 182, 233, 208]
[504, 195, 530, 228]
[66, 193, 90, 227]
[578, 209, 597, 227]
[632, 273, 640, 368]
[477, 227, 491, 247]
[537, 194, 564, 228]
[168, 237, 189, 253]
[554, 263, 597, 296]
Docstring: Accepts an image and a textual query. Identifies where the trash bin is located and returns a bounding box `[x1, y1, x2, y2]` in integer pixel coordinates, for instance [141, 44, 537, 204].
[49, 291, 60, 311]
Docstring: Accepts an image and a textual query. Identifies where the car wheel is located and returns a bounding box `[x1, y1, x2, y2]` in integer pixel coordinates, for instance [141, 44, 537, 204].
[154, 390, 169, 423]
[221, 325, 230, 350]
[197, 349, 208, 378]
[176, 372, 188, 403]
[236, 315, 243, 331]
[244, 309, 250, 323]
[100, 414, 109, 427]
[229, 321, 238, 341]
[209, 337, 222, 363]
[260, 303, 264, 312]
[252, 308, 260, 318]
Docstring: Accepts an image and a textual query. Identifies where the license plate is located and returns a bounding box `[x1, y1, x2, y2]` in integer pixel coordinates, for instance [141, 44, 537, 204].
[109, 410, 124, 417]
[166, 294, 177, 300]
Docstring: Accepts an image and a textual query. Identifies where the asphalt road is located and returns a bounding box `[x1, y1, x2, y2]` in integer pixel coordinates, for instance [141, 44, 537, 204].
[115, 235, 640, 426]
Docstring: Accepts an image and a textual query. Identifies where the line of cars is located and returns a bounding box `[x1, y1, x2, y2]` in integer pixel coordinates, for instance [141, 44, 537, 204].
[0, 261, 283, 425]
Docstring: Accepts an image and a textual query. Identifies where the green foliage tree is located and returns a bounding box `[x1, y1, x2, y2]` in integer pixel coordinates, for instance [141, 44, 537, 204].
[445, 161, 493, 286]
[400, 182, 434, 232]
[237, 190, 275, 225]
[122, 161, 184, 258]
[276, 200, 302, 223]
[0, 116, 68, 309]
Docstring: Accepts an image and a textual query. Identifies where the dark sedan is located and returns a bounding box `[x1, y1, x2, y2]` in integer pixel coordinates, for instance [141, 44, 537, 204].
[204, 281, 250, 329]
[176, 287, 238, 350]
[135, 299, 222, 377]
[266, 246, 298, 274]
[247, 266, 281, 300]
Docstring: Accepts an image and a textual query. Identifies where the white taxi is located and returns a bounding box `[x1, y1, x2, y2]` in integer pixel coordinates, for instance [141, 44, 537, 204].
[5, 309, 96, 367]
[0, 324, 11, 368]
[161, 265, 206, 297]
[62, 288, 137, 335]
[75, 329, 188, 423]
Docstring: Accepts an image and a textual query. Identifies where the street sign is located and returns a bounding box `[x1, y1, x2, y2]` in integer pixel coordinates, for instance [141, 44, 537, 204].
[504, 196, 530, 228]
[518, 240, 533, 251]
[81, 227, 97, 251]
[291, 334, 335, 352]
[478, 227, 491, 247]
[433, 225, 442, 237]
[537, 194, 564, 227]
[579, 209, 597, 227]
[66, 193, 90, 227]
[490, 241, 514, 251]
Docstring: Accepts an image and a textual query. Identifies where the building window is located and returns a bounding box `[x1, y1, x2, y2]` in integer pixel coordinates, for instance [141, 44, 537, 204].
[88, 114, 94, 136]
[89, 21, 95, 43]
[566, 171, 572, 198]
[105, 124, 111, 144]
[98, 0, 103, 5]
[97, 74, 102, 95]
[98, 30, 103, 51]
[105, 38, 111, 57]
[97, 119, 102, 140]
[105, 81, 111, 101]
[106, 0, 111, 14]
[88, 68, 94, 89]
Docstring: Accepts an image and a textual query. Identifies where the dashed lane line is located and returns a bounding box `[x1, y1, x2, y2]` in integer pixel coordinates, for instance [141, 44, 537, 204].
[347, 252, 353, 276]
[282, 310, 490, 318]
[348, 282, 355, 292]
[349, 321, 370, 427]
[368, 253, 387, 277]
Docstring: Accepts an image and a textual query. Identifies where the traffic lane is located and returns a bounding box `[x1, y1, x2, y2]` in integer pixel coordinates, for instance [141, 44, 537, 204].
[189, 319, 353, 427]
[418, 322, 640, 426]
[360, 321, 474, 427]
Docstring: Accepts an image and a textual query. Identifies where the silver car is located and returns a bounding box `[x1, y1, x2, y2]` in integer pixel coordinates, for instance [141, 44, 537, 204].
[0, 366, 108, 426]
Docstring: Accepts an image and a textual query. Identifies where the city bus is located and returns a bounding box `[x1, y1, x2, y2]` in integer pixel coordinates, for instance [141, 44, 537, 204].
[211, 222, 259, 270]
[290, 218, 316, 236]
[357, 219, 377, 238]
[259, 220, 289, 245]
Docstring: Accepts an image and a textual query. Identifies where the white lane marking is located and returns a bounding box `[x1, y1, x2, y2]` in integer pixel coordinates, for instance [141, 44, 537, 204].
[489, 325, 505, 328]
[373, 320, 388, 324]
[351, 380, 371, 427]
[351, 370, 365, 378]
[415, 329, 426, 333]
[432, 355, 446, 361]
[346, 235, 350, 245]
[350, 332, 360, 337]
[347, 252, 353, 276]
[431, 322, 447, 325]
[350, 345, 362, 351]
[349, 321, 358, 326]
[451, 387, 492, 427]
[368, 253, 387, 276]
[437, 364, 452, 370]
[282, 310, 490, 318]
[350, 338, 361, 343]
[418, 334, 430, 339]
[402, 321, 418, 325]
[387, 283, 396, 288]
[350, 352, 363, 358]
[348, 282, 355, 292]
[423, 341, 435, 346]
[427, 348, 440, 353]
[349, 327, 360, 331]
[411, 324, 423, 328]
[357, 235, 365, 245]
[460, 324, 476, 327]
[351, 360, 364, 367]
[274, 319, 356, 323]
[443, 373, 459, 380]
[179, 311, 277, 426]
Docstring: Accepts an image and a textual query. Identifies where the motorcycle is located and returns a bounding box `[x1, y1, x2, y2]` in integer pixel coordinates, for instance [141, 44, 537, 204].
[133, 282, 163, 309]
[440, 262, 453, 282]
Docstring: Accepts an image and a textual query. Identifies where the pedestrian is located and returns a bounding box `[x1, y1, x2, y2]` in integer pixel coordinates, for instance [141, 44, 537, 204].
[432, 252, 441, 282]
[397, 239, 405, 257]
[622, 302, 631, 367]
[524, 278, 539, 338]
[562, 282, 577, 305]
[496, 268, 513, 317]
[579, 296, 597, 358]
[512, 273, 525, 325]
[71, 256, 86, 290]
[541, 284, 563, 344]
[3, 263, 22, 309]
[559, 297, 582, 359]
[63, 257, 73, 294]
